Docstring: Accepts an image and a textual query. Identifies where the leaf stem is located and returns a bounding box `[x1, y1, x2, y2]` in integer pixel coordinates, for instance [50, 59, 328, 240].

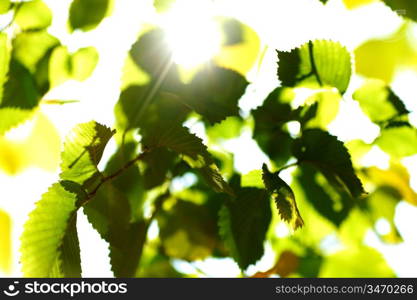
[278, 161, 298, 173]
[308, 41, 323, 86]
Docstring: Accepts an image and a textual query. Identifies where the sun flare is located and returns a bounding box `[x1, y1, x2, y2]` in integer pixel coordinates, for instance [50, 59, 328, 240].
[160, 0, 222, 68]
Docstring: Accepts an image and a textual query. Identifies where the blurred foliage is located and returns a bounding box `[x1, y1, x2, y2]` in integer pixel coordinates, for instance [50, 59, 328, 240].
[1, 0, 416, 278]
[0, 209, 12, 274]
[355, 23, 417, 83]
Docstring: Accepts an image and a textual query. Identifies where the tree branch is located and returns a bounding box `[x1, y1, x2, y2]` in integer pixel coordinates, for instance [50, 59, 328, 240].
[85, 148, 150, 201]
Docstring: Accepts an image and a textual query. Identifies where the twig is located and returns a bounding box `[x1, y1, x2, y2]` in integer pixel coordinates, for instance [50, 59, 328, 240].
[85, 148, 150, 201]
[278, 161, 298, 173]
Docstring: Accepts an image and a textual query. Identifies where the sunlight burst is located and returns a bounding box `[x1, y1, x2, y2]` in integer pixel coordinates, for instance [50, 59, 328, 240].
[161, 0, 221, 68]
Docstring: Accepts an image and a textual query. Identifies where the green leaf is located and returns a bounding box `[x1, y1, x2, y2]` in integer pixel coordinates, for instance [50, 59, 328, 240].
[363, 164, 417, 206]
[252, 88, 295, 166]
[277, 40, 352, 94]
[158, 200, 220, 261]
[49, 46, 71, 88]
[60, 121, 115, 187]
[69, 0, 110, 31]
[142, 124, 233, 195]
[353, 79, 408, 124]
[182, 65, 248, 124]
[241, 169, 264, 188]
[115, 85, 189, 131]
[319, 246, 394, 277]
[109, 220, 147, 277]
[0, 33, 10, 103]
[83, 182, 130, 241]
[0, 107, 34, 135]
[84, 153, 142, 233]
[376, 126, 417, 158]
[15, 0, 52, 31]
[49, 46, 99, 87]
[0, 0, 11, 14]
[303, 90, 341, 129]
[0, 209, 12, 273]
[12, 30, 59, 74]
[153, 0, 175, 13]
[84, 179, 147, 277]
[262, 164, 304, 230]
[365, 187, 402, 243]
[1, 59, 40, 109]
[82, 143, 147, 277]
[20, 181, 85, 277]
[294, 165, 354, 227]
[382, 0, 417, 21]
[354, 24, 416, 84]
[71, 47, 99, 81]
[214, 18, 261, 77]
[292, 129, 366, 198]
[129, 28, 182, 93]
[206, 116, 243, 142]
[50, 215, 82, 277]
[142, 147, 177, 189]
[219, 187, 271, 270]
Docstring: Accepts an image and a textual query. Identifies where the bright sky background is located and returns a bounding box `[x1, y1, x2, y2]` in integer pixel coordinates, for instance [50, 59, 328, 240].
[1, 0, 417, 277]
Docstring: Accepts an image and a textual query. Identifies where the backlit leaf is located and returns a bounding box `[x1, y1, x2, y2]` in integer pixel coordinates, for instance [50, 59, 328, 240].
[60, 121, 115, 187]
[50, 215, 82, 277]
[15, 0, 52, 31]
[343, 0, 377, 9]
[319, 246, 394, 277]
[0, 33, 10, 103]
[183, 65, 248, 124]
[12, 30, 59, 74]
[376, 126, 417, 158]
[0, 209, 12, 273]
[71, 47, 99, 81]
[0, 0, 10, 14]
[363, 164, 417, 206]
[353, 79, 408, 124]
[354, 24, 417, 83]
[277, 40, 352, 94]
[20, 181, 86, 277]
[49, 46, 71, 88]
[214, 18, 261, 77]
[262, 164, 304, 230]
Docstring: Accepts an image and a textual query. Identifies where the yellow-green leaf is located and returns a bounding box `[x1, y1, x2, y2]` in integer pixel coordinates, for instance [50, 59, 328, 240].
[262, 164, 304, 230]
[15, 0, 52, 31]
[20, 182, 85, 277]
[0, 209, 12, 274]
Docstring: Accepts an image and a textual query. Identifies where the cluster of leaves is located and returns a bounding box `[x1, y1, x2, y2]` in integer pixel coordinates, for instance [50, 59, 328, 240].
[1, 0, 416, 277]
[0, 0, 100, 135]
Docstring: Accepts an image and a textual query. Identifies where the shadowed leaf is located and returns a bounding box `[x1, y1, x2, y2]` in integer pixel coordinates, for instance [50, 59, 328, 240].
[219, 187, 271, 270]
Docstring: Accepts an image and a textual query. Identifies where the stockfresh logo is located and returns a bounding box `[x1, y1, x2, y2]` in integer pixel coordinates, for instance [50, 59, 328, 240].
[3, 281, 20, 297]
